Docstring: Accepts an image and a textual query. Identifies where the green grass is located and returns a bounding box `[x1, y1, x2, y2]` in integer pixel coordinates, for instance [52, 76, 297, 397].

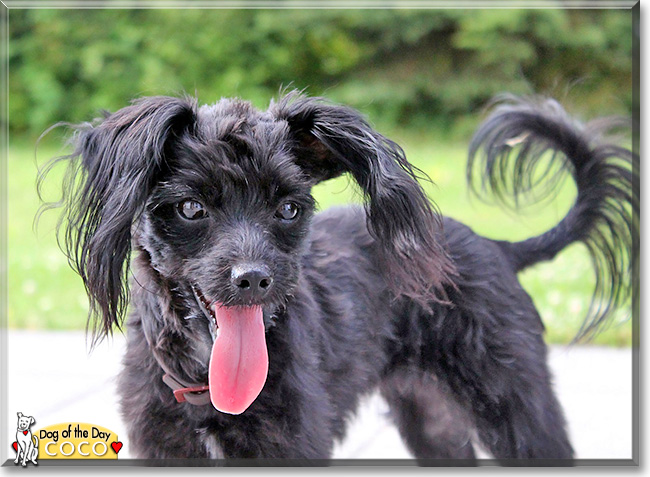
[7, 133, 633, 346]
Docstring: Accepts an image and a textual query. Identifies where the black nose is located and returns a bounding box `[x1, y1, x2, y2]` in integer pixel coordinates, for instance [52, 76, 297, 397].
[231, 264, 273, 301]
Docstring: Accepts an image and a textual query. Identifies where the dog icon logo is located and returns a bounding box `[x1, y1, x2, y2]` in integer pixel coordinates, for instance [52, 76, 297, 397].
[13, 412, 39, 467]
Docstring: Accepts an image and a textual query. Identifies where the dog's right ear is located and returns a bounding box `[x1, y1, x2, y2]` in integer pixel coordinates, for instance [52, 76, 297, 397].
[39, 96, 196, 342]
[272, 93, 456, 304]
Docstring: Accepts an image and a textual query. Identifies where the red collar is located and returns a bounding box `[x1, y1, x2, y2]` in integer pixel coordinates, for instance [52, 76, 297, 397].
[162, 374, 210, 406]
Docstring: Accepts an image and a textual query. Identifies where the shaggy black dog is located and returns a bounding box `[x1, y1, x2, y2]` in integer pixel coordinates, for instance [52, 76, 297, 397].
[41, 92, 637, 464]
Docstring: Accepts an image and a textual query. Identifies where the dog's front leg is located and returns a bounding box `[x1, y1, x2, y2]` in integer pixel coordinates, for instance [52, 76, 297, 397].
[24, 442, 33, 466]
[18, 442, 28, 467]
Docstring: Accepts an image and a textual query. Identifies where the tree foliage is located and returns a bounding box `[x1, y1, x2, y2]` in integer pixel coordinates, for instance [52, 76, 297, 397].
[9, 8, 633, 136]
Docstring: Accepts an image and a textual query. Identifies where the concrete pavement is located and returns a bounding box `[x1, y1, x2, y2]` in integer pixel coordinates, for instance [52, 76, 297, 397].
[3, 330, 635, 463]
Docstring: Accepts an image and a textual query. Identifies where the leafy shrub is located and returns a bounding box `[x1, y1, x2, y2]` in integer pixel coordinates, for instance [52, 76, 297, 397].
[9, 8, 634, 137]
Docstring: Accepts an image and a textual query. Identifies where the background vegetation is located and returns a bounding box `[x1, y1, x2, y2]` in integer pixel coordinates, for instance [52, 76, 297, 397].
[7, 7, 635, 345]
[10, 8, 633, 137]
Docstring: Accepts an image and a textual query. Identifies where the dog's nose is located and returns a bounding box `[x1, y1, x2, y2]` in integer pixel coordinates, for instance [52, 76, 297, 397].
[231, 264, 273, 301]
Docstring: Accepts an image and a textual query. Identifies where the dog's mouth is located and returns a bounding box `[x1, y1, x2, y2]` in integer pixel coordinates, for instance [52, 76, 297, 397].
[192, 285, 219, 340]
[191, 285, 269, 415]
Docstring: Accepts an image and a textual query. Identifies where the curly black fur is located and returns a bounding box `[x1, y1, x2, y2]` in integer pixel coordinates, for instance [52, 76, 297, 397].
[39, 92, 638, 464]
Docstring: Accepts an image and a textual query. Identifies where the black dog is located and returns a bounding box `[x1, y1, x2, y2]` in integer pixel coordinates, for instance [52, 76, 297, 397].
[41, 92, 637, 463]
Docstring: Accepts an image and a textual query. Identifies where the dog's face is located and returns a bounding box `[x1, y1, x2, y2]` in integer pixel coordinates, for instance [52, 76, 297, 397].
[140, 102, 315, 318]
[135, 106, 321, 413]
[17, 413, 34, 432]
[48, 92, 455, 413]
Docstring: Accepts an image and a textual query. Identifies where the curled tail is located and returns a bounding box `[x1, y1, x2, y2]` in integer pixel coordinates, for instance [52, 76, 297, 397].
[467, 95, 639, 340]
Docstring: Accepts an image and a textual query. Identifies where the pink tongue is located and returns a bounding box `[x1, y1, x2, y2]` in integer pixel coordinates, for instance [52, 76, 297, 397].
[208, 304, 269, 414]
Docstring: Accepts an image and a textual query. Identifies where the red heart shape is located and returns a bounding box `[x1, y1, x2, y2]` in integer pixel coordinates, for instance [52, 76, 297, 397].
[23, 430, 28, 435]
[111, 442, 123, 454]
[12, 442, 17, 452]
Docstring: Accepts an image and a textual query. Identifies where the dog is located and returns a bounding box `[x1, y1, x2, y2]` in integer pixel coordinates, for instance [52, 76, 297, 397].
[40, 92, 637, 463]
[14, 412, 38, 466]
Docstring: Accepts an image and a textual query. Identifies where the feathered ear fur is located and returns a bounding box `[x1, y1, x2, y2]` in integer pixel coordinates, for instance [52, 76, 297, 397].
[39, 96, 197, 342]
[272, 93, 455, 303]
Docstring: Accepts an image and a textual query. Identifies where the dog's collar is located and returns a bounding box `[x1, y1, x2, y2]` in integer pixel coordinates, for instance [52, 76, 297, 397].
[161, 373, 211, 406]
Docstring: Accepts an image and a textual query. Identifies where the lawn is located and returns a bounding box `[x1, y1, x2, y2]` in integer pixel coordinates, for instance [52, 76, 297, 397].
[6, 131, 633, 346]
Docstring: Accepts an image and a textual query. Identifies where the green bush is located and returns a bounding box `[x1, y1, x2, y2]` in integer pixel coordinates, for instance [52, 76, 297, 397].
[9, 8, 634, 137]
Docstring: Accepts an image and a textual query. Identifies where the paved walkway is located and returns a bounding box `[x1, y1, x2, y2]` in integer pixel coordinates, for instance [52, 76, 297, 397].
[4, 330, 635, 462]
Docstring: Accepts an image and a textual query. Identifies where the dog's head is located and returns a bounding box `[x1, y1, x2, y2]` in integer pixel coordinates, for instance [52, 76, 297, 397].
[17, 413, 34, 432]
[43, 92, 453, 413]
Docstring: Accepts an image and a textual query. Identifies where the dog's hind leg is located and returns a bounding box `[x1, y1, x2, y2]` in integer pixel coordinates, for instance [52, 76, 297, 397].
[456, 336, 574, 463]
[418, 220, 575, 462]
[380, 367, 477, 462]
[427, 302, 574, 462]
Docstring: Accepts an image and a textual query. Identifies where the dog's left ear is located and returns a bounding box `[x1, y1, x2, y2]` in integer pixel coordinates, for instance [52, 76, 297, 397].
[272, 94, 455, 302]
[41, 96, 197, 341]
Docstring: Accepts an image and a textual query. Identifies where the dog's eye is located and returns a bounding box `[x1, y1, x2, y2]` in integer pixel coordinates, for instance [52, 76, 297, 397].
[177, 200, 207, 220]
[275, 202, 300, 221]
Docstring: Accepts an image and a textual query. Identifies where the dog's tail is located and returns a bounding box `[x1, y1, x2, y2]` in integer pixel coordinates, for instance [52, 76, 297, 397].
[467, 95, 638, 340]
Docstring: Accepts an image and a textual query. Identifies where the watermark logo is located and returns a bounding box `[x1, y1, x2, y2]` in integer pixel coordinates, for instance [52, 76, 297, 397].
[37, 422, 121, 459]
[11, 414, 122, 462]
[12, 412, 39, 467]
